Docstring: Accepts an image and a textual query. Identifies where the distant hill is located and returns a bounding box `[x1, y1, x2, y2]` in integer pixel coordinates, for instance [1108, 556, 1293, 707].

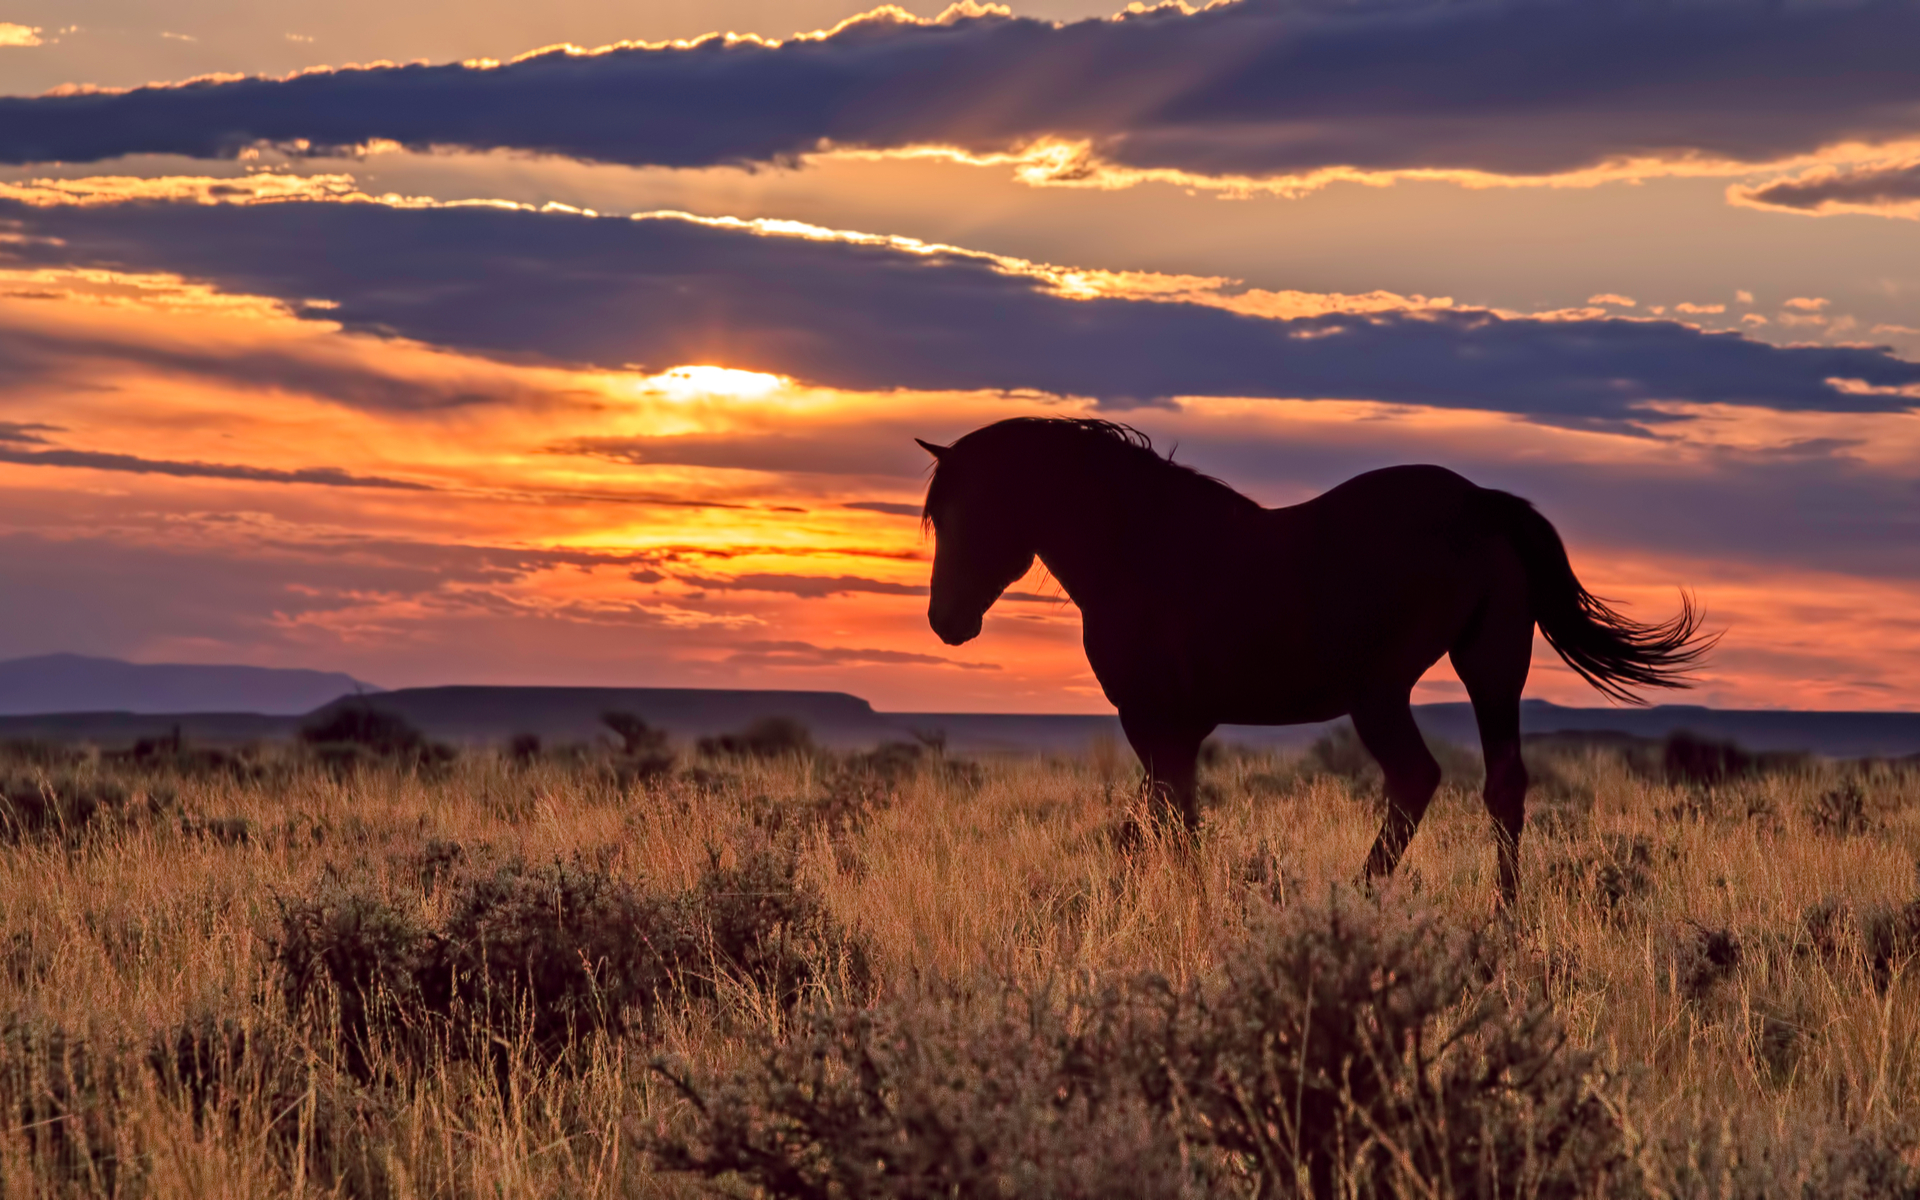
[300, 693, 1920, 757]
[0, 653, 377, 716]
[1413, 700, 1920, 759]
[1, 673, 1919, 758]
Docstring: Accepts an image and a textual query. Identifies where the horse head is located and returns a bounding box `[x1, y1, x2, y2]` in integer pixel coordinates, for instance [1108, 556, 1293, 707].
[917, 435, 1037, 646]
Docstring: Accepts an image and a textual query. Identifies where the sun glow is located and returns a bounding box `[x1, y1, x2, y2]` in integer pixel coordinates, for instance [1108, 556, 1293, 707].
[634, 365, 789, 402]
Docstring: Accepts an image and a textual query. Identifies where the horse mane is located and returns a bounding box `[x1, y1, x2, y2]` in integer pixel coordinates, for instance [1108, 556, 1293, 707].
[941, 417, 1258, 513]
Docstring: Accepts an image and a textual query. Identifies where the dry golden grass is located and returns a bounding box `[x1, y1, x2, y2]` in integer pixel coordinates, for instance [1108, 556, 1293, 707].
[0, 736, 1916, 1197]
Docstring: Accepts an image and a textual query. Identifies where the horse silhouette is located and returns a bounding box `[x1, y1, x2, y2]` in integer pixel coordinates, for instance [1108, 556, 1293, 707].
[917, 418, 1711, 903]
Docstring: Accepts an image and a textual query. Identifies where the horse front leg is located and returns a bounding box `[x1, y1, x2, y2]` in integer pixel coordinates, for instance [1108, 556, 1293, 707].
[1118, 710, 1213, 833]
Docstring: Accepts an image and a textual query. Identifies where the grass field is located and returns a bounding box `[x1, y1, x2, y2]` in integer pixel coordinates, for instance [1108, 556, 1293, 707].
[0, 723, 1916, 1198]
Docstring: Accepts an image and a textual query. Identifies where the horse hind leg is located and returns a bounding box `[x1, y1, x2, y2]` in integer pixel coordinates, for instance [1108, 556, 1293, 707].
[1353, 698, 1442, 885]
[1449, 601, 1533, 906]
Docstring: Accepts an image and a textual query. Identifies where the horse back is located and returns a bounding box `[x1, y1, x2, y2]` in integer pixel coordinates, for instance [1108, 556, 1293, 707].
[1199, 465, 1507, 719]
[1295, 464, 1481, 521]
[1079, 461, 1511, 723]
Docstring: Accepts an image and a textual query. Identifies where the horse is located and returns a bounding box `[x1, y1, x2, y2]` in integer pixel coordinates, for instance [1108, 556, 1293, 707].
[915, 417, 1711, 903]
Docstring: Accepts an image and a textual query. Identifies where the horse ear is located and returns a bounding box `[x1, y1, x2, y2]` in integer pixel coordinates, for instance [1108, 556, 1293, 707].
[915, 437, 949, 460]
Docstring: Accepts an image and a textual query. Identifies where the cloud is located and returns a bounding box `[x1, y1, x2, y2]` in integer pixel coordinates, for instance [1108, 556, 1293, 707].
[679, 572, 927, 599]
[842, 500, 921, 517]
[0, 420, 58, 444]
[558, 429, 932, 478]
[0, 322, 553, 414]
[1732, 156, 1920, 218]
[0, 443, 435, 489]
[0, 527, 764, 684]
[724, 639, 998, 670]
[0, 23, 39, 48]
[6, 2, 1920, 190]
[670, 571, 1053, 604]
[8, 191, 1920, 423]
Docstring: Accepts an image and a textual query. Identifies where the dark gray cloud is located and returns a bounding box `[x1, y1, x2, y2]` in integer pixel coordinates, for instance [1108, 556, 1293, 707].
[1735, 160, 1920, 214]
[0, 324, 567, 413]
[842, 500, 921, 517]
[5, 2, 1920, 182]
[680, 572, 929, 599]
[0, 420, 58, 444]
[8, 196, 1920, 421]
[669, 570, 1062, 604]
[559, 428, 932, 477]
[724, 639, 998, 670]
[0, 443, 434, 489]
[0, 529, 706, 685]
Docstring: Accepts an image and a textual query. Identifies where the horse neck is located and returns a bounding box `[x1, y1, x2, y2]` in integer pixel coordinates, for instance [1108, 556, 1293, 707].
[1024, 460, 1165, 603]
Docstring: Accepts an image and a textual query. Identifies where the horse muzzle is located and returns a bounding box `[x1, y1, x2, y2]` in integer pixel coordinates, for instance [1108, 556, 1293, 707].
[928, 603, 983, 646]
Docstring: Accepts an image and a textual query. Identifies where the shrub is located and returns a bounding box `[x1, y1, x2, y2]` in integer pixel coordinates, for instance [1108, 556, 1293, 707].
[1747, 999, 1805, 1084]
[300, 705, 455, 772]
[601, 711, 668, 756]
[1671, 924, 1742, 1001]
[0, 1013, 131, 1192]
[1546, 834, 1657, 915]
[1642, 1112, 1920, 1199]
[601, 712, 676, 783]
[428, 859, 686, 1063]
[650, 983, 1204, 1200]
[402, 837, 468, 894]
[1811, 776, 1879, 836]
[609, 753, 677, 789]
[105, 727, 266, 781]
[507, 733, 543, 763]
[1166, 892, 1621, 1200]
[749, 777, 887, 841]
[1659, 731, 1808, 787]
[652, 891, 1622, 1200]
[1306, 723, 1381, 787]
[151, 1013, 392, 1198]
[274, 884, 434, 1081]
[1802, 896, 1920, 993]
[0, 769, 171, 845]
[0, 739, 89, 770]
[180, 814, 254, 846]
[699, 717, 814, 760]
[844, 740, 927, 785]
[687, 843, 873, 1009]
[1518, 743, 1598, 819]
[273, 845, 870, 1078]
[850, 739, 982, 791]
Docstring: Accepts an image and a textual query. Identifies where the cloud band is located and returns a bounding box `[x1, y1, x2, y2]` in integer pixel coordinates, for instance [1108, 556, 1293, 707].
[5, 191, 1917, 422]
[5, 1, 1920, 186]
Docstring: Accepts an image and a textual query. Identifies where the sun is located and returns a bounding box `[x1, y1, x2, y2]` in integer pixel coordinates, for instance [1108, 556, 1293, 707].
[638, 365, 789, 402]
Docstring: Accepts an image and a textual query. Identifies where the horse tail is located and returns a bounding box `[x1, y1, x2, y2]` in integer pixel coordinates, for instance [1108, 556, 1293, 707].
[1478, 488, 1715, 705]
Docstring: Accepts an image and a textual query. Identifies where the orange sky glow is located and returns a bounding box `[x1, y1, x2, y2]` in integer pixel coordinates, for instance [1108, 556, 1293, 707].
[4, 1, 1920, 713]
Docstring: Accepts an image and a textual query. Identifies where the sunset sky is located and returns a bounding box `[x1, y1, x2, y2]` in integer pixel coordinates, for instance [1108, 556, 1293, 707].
[3, 0, 1920, 713]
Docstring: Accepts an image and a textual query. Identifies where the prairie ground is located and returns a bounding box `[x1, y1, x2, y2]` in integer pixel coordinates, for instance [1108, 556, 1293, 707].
[0, 729, 1916, 1197]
